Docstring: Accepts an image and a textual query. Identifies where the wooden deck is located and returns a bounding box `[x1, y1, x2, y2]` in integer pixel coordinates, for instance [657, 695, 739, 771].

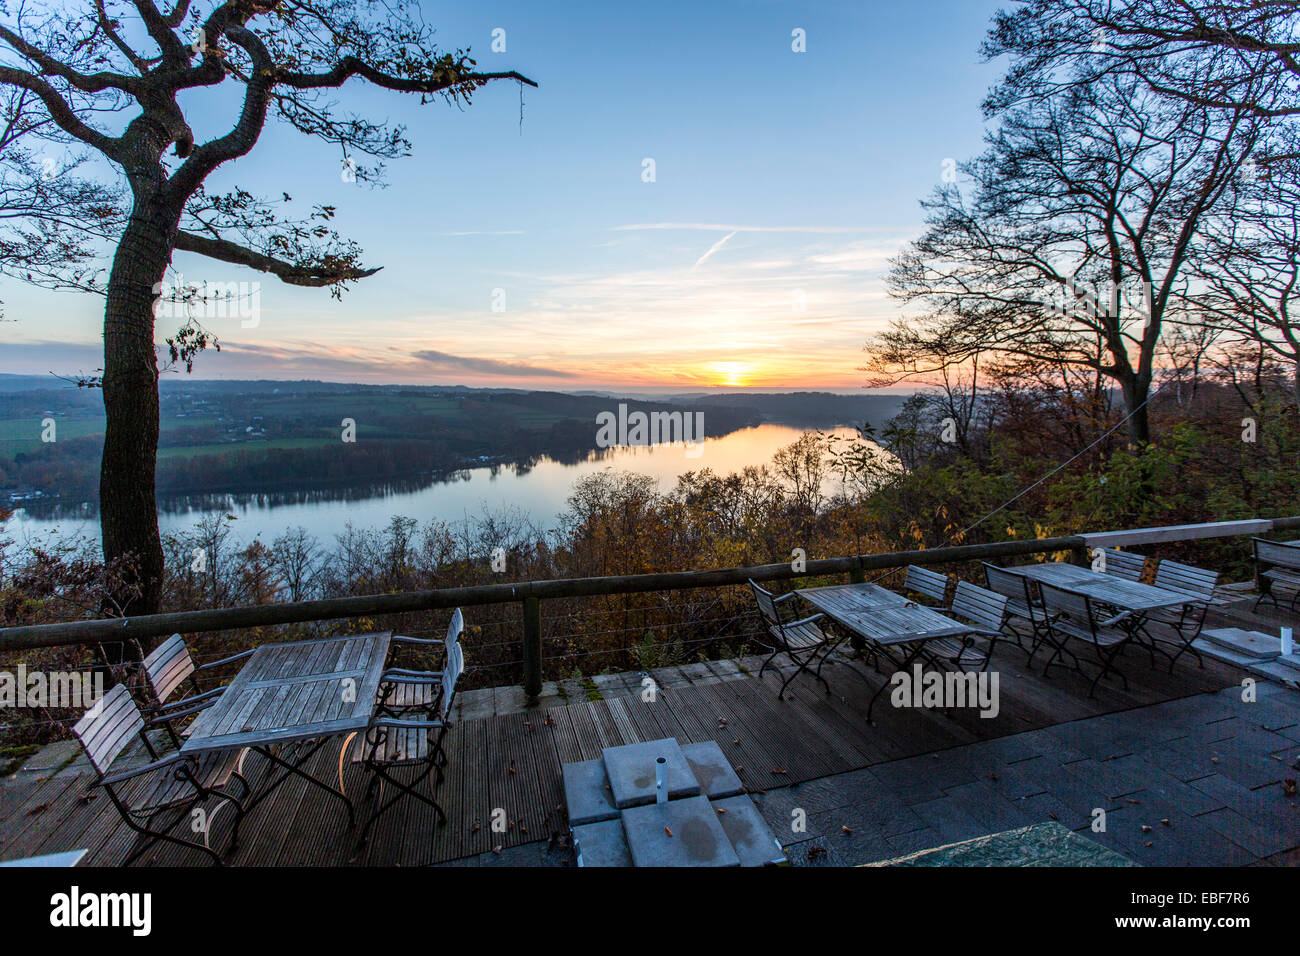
[0, 593, 1296, 867]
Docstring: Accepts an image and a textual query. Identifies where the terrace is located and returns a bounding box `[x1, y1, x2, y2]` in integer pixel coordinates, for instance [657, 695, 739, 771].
[2, 518, 1298, 868]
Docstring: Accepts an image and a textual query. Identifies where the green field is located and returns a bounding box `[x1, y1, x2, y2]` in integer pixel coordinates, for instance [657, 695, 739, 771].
[155, 438, 339, 459]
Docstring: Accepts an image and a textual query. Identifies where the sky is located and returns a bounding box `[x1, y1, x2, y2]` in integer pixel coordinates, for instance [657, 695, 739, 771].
[0, 0, 1007, 390]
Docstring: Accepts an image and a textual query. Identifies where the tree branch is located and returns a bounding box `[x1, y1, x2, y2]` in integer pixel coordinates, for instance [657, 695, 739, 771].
[173, 229, 380, 286]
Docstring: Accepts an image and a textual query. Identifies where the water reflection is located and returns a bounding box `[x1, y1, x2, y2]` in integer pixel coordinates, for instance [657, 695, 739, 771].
[8, 424, 862, 545]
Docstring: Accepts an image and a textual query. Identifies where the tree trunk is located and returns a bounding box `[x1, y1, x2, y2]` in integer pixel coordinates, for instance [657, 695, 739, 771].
[101, 209, 174, 616]
[1120, 373, 1152, 447]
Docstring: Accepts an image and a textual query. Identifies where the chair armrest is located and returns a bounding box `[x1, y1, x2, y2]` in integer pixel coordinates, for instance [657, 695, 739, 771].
[383, 667, 444, 678]
[197, 648, 255, 670]
[772, 592, 796, 604]
[371, 717, 446, 731]
[148, 698, 217, 724]
[156, 686, 224, 711]
[381, 670, 442, 685]
[392, 636, 445, 646]
[1100, 610, 1132, 628]
[784, 612, 825, 628]
[98, 753, 189, 788]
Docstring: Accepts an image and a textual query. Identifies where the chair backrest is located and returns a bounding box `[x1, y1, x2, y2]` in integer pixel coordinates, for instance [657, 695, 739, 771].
[72, 684, 145, 777]
[1097, 547, 1146, 583]
[904, 565, 950, 606]
[438, 640, 464, 720]
[950, 581, 1009, 632]
[748, 579, 783, 628]
[1254, 537, 1300, 569]
[983, 564, 1035, 611]
[142, 633, 195, 707]
[1154, 559, 1218, 601]
[447, 607, 465, 648]
[1039, 582, 1095, 634]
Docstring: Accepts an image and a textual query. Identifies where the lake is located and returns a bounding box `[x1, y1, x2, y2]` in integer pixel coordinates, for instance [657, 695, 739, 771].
[4, 424, 860, 550]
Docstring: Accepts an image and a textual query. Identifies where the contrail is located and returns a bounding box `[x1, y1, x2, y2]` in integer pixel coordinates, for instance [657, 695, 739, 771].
[693, 230, 737, 269]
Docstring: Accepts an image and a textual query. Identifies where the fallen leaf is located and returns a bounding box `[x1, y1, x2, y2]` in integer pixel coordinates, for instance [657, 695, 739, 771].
[664, 826, 673, 837]
[1283, 779, 1298, 797]
[1141, 825, 1152, 833]
[841, 825, 853, 835]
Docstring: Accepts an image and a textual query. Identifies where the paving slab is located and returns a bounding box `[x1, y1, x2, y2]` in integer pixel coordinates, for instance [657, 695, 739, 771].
[602, 737, 700, 809]
[562, 758, 619, 826]
[681, 740, 745, 799]
[711, 795, 787, 866]
[621, 795, 740, 867]
[572, 819, 632, 868]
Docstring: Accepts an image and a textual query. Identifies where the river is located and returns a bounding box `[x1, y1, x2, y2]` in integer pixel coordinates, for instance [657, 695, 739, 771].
[4, 424, 861, 550]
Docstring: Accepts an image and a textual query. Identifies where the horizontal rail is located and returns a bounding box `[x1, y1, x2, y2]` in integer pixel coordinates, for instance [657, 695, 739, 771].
[1, 515, 1297, 654]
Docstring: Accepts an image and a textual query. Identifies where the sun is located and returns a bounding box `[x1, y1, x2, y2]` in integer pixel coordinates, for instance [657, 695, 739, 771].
[710, 362, 751, 387]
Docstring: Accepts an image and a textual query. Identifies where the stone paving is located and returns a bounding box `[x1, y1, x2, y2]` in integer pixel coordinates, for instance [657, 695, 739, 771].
[749, 680, 1300, 867]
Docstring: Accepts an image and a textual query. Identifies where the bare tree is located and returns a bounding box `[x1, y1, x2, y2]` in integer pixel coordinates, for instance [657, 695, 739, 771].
[876, 73, 1258, 445]
[1187, 148, 1300, 409]
[0, 2, 535, 613]
[985, 0, 1300, 118]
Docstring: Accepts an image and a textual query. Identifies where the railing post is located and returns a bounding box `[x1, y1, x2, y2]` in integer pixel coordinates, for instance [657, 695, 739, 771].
[1070, 541, 1090, 568]
[522, 596, 542, 704]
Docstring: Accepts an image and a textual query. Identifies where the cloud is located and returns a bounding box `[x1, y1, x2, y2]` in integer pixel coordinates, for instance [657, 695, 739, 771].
[411, 350, 578, 379]
[613, 222, 883, 234]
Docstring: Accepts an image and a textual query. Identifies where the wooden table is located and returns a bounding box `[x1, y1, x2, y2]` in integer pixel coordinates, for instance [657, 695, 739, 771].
[1010, 563, 1188, 614]
[795, 583, 992, 718]
[1007, 563, 1190, 669]
[796, 582, 977, 645]
[182, 632, 391, 827]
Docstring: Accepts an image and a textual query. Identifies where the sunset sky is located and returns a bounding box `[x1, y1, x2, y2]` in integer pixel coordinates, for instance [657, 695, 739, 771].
[1, 0, 1005, 390]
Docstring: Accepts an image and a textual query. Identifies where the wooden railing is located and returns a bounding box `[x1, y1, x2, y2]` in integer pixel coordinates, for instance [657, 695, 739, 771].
[2, 515, 1297, 701]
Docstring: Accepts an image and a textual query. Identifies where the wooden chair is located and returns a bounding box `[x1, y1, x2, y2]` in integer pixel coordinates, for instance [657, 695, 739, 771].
[1039, 583, 1133, 698]
[1252, 538, 1300, 612]
[903, 565, 951, 607]
[983, 564, 1049, 663]
[73, 685, 250, 866]
[1144, 559, 1219, 669]
[375, 609, 464, 718]
[354, 640, 464, 848]
[141, 634, 253, 750]
[749, 579, 833, 699]
[925, 581, 1008, 672]
[1096, 547, 1146, 583]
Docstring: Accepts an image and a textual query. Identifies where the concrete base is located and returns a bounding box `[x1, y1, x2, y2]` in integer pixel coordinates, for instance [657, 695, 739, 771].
[621, 795, 740, 867]
[562, 759, 619, 826]
[712, 795, 786, 866]
[602, 737, 700, 809]
[1202, 628, 1282, 660]
[573, 819, 633, 868]
[682, 740, 745, 799]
